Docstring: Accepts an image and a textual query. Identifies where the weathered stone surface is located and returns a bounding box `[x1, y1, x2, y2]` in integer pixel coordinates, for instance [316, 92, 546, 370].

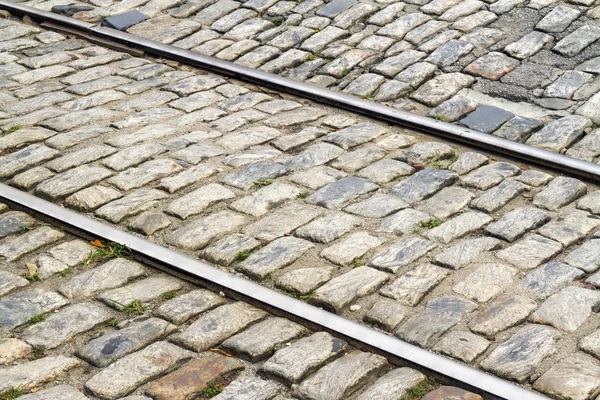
[212, 375, 282, 400]
[95, 189, 168, 223]
[305, 176, 378, 209]
[201, 233, 261, 266]
[0, 227, 64, 261]
[461, 162, 520, 190]
[261, 332, 347, 384]
[449, 152, 488, 175]
[312, 266, 389, 312]
[22, 303, 110, 350]
[425, 211, 492, 244]
[145, 353, 245, 400]
[222, 317, 307, 362]
[536, 4, 580, 33]
[221, 162, 287, 190]
[516, 170, 553, 187]
[531, 287, 600, 332]
[464, 52, 519, 80]
[562, 237, 600, 271]
[79, 317, 178, 367]
[423, 387, 483, 400]
[523, 262, 584, 300]
[469, 295, 537, 337]
[498, 234, 562, 270]
[481, 324, 560, 382]
[356, 368, 426, 400]
[494, 116, 542, 143]
[434, 331, 490, 363]
[0, 338, 32, 365]
[155, 289, 227, 325]
[533, 176, 587, 211]
[533, 353, 600, 400]
[418, 187, 474, 219]
[363, 298, 407, 331]
[410, 73, 474, 106]
[433, 237, 501, 270]
[166, 211, 247, 250]
[99, 276, 183, 310]
[0, 270, 28, 298]
[85, 342, 194, 399]
[59, 259, 145, 299]
[17, 385, 89, 400]
[324, 123, 387, 149]
[275, 266, 334, 295]
[244, 204, 322, 241]
[381, 263, 449, 306]
[453, 263, 517, 302]
[172, 302, 267, 351]
[36, 165, 114, 200]
[65, 185, 123, 211]
[370, 238, 438, 273]
[396, 296, 477, 347]
[459, 105, 514, 134]
[296, 212, 361, 244]
[505, 31, 553, 59]
[0, 144, 59, 179]
[428, 96, 478, 122]
[470, 180, 526, 213]
[320, 232, 385, 266]
[237, 237, 314, 279]
[378, 208, 431, 236]
[166, 184, 235, 219]
[345, 194, 408, 218]
[294, 351, 387, 400]
[390, 168, 458, 204]
[397, 142, 454, 166]
[485, 206, 549, 242]
[554, 25, 600, 57]
[0, 356, 81, 392]
[231, 183, 300, 217]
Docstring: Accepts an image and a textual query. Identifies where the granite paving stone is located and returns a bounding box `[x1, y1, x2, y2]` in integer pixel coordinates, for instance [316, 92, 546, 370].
[469, 294, 538, 337]
[154, 289, 227, 324]
[0, 356, 81, 392]
[485, 206, 549, 242]
[212, 375, 282, 400]
[425, 211, 492, 244]
[533, 353, 600, 400]
[433, 331, 490, 363]
[533, 176, 587, 211]
[380, 263, 449, 306]
[497, 234, 562, 270]
[306, 176, 378, 209]
[99, 276, 183, 310]
[369, 237, 438, 273]
[531, 286, 600, 332]
[295, 212, 361, 243]
[166, 211, 247, 250]
[0, 227, 64, 262]
[243, 204, 322, 241]
[390, 168, 458, 204]
[320, 232, 385, 266]
[237, 237, 314, 279]
[356, 368, 426, 400]
[363, 298, 407, 331]
[433, 237, 502, 269]
[522, 262, 585, 300]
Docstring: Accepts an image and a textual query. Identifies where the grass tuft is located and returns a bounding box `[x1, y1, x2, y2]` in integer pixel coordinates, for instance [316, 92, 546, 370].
[252, 178, 273, 188]
[161, 291, 179, 301]
[352, 259, 366, 268]
[23, 273, 40, 282]
[27, 313, 45, 325]
[404, 376, 439, 399]
[420, 218, 442, 229]
[105, 318, 118, 327]
[298, 291, 317, 301]
[2, 124, 20, 135]
[112, 299, 149, 316]
[203, 383, 223, 398]
[297, 192, 308, 199]
[235, 251, 250, 261]
[0, 388, 24, 400]
[87, 240, 132, 264]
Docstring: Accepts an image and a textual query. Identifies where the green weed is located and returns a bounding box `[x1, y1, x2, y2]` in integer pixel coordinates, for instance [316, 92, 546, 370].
[87, 241, 133, 264]
[161, 291, 179, 301]
[253, 178, 273, 188]
[297, 192, 308, 199]
[27, 313, 45, 325]
[403, 376, 439, 399]
[203, 383, 223, 398]
[236, 251, 250, 261]
[23, 273, 40, 282]
[298, 291, 317, 300]
[352, 259, 366, 268]
[105, 318, 119, 327]
[420, 218, 442, 229]
[2, 124, 20, 135]
[0, 388, 24, 400]
[112, 299, 149, 316]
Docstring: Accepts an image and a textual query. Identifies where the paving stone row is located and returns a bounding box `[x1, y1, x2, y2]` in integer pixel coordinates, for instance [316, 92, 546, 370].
[0, 203, 477, 400]
[1, 17, 600, 398]
[16, 0, 600, 163]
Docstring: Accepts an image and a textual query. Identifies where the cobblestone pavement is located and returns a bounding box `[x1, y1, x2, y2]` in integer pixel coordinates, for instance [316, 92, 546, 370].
[16, 0, 600, 163]
[1, 15, 600, 399]
[0, 203, 467, 400]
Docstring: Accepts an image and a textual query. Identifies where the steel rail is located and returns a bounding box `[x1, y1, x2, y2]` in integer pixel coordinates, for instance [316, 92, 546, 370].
[1, 0, 600, 183]
[0, 183, 550, 400]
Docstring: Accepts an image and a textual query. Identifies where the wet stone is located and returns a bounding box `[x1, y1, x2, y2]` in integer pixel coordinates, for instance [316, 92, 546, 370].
[99, 276, 183, 310]
[533, 176, 587, 211]
[95, 189, 167, 223]
[532, 286, 600, 332]
[527, 116, 592, 152]
[396, 296, 477, 347]
[145, 353, 245, 400]
[22, 303, 110, 350]
[363, 298, 407, 331]
[356, 368, 426, 400]
[77, 317, 177, 367]
[481, 324, 560, 382]
[166, 183, 235, 219]
[498, 234, 562, 270]
[381, 263, 449, 306]
[369, 237, 438, 273]
[0, 356, 80, 393]
[0, 338, 32, 365]
[0, 227, 64, 262]
[470, 179, 526, 213]
[390, 168, 458, 205]
[222, 162, 287, 190]
[534, 353, 600, 400]
[426, 211, 492, 244]
[0, 289, 69, 329]
[312, 266, 389, 312]
[85, 341, 194, 399]
[237, 237, 314, 279]
[433, 237, 502, 270]
[345, 194, 408, 218]
[294, 351, 387, 400]
[469, 294, 538, 337]
[453, 263, 517, 303]
[166, 211, 247, 250]
[0, 211, 35, 239]
[554, 25, 600, 57]
[427, 95, 478, 122]
[202, 234, 261, 266]
[320, 232, 385, 266]
[463, 162, 520, 190]
[485, 206, 549, 242]
[222, 317, 307, 362]
[296, 212, 361, 244]
[172, 302, 267, 352]
[459, 105, 514, 134]
[155, 289, 227, 324]
[306, 176, 378, 209]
